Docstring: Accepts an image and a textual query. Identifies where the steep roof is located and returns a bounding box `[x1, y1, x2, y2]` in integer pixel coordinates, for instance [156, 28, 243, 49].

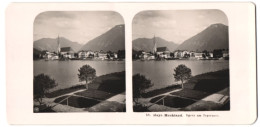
[157, 47, 169, 52]
[61, 47, 74, 52]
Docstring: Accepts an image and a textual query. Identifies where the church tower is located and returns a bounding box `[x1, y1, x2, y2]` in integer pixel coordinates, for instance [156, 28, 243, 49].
[152, 35, 157, 54]
[57, 35, 60, 54]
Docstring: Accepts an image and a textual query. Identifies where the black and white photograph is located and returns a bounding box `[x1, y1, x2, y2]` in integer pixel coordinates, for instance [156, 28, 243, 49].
[5, 2, 258, 125]
[132, 10, 230, 112]
[33, 11, 125, 112]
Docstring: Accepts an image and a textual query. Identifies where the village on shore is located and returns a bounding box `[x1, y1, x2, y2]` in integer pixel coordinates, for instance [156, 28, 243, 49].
[33, 36, 125, 61]
[133, 36, 229, 61]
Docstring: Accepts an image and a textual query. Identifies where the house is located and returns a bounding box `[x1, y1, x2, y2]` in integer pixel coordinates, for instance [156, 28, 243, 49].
[114, 53, 118, 59]
[156, 47, 170, 58]
[43, 51, 53, 60]
[209, 52, 213, 58]
[94, 51, 99, 57]
[222, 51, 229, 58]
[140, 52, 155, 60]
[174, 50, 184, 58]
[174, 51, 179, 58]
[157, 47, 169, 54]
[78, 50, 94, 59]
[141, 52, 149, 59]
[194, 52, 203, 59]
[43, 51, 59, 60]
[190, 51, 196, 57]
[78, 50, 88, 59]
[60, 47, 75, 59]
[182, 50, 190, 57]
[51, 55, 59, 60]
[147, 55, 155, 60]
[98, 51, 108, 60]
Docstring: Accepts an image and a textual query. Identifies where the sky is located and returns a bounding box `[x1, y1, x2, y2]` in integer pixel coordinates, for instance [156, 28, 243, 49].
[132, 10, 228, 44]
[34, 11, 124, 44]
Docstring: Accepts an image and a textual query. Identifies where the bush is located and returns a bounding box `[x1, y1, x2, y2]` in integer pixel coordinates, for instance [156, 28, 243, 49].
[34, 73, 57, 105]
[133, 74, 153, 103]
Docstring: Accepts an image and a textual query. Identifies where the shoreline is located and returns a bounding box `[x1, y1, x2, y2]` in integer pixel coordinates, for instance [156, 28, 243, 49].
[45, 71, 125, 98]
[134, 69, 230, 112]
[34, 71, 126, 112]
[140, 68, 229, 98]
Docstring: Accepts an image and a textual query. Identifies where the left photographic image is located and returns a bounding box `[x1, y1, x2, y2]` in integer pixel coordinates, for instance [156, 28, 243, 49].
[33, 11, 125, 112]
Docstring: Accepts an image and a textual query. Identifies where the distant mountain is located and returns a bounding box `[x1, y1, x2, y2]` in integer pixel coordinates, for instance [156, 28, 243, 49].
[132, 37, 178, 52]
[33, 37, 82, 52]
[176, 23, 229, 51]
[80, 24, 125, 52]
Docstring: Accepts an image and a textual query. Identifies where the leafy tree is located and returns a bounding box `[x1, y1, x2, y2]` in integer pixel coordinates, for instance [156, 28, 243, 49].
[133, 74, 153, 103]
[78, 64, 96, 90]
[202, 53, 206, 58]
[213, 49, 223, 58]
[170, 52, 175, 58]
[89, 53, 94, 58]
[117, 50, 125, 59]
[173, 64, 192, 89]
[34, 74, 57, 105]
[184, 53, 190, 58]
[74, 53, 78, 58]
[202, 50, 210, 58]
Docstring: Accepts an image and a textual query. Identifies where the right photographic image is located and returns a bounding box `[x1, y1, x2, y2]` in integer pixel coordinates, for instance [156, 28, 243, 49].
[132, 10, 229, 112]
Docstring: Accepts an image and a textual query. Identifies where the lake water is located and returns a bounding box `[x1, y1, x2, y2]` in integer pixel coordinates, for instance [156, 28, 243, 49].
[133, 60, 229, 91]
[34, 60, 125, 90]
[34, 59, 229, 92]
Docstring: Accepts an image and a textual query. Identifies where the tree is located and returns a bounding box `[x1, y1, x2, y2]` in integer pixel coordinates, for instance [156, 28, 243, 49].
[117, 50, 125, 59]
[170, 52, 175, 58]
[203, 50, 210, 58]
[78, 64, 96, 90]
[213, 49, 223, 58]
[173, 64, 192, 89]
[34, 74, 57, 105]
[74, 53, 78, 58]
[133, 74, 153, 103]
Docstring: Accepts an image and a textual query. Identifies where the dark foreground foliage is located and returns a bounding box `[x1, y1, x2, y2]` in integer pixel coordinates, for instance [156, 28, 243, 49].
[46, 71, 126, 98]
[184, 69, 229, 93]
[34, 73, 57, 104]
[88, 71, 125, 94]
[133, 104, 150, 112]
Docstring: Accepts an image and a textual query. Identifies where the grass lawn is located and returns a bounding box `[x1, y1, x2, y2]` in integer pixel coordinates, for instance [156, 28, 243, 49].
[75, 88, 116, 100]
[170, 89, 210, 100]
[46, 85, 86, 98]
[184, 69, 229, 93]
[46, 71, 125, 98]
[54, 95, 100, 108]
[141, 85, 181, 98]
[89, 71, 125, 94]
[141, 69, 229, 99]
[147, 69, 230, 111]
[75, 71, 125, 100]
[183, 100, 227, 111]
[88, 101, 126, 112]
[150, 95, 196, 108]
[216, 88, 230, 96]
